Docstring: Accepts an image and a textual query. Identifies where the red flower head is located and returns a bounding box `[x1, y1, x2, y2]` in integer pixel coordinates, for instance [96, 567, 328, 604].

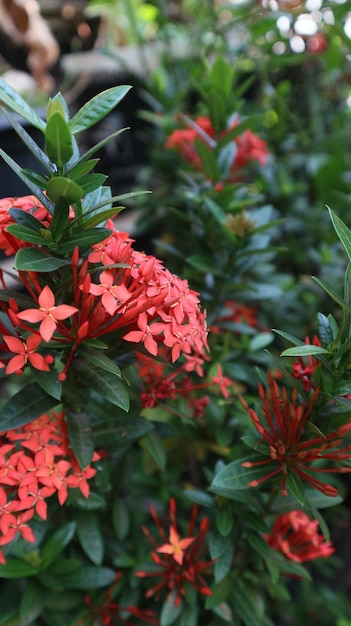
[265, 511, 335, 563]
[136, 498, 213, 605]
[165, 116, 268, 182]
[291, 335, 322, 392]
[240, 372, 351, 497]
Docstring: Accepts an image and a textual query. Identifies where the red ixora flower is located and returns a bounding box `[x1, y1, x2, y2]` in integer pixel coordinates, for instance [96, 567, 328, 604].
[16, 285, 78, 342]
[136, 498, 213, 605]
[81, 573, 159, 626]
[265, 511, 335, 563]
[2, 333, 50, 374]
[165, 115, 269, 182]
[239, 372, 351, 497]
[291, 335, 321, 392]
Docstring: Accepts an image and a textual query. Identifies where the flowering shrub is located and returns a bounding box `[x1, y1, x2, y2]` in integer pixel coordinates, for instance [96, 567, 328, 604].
[1, 49, 351, 625]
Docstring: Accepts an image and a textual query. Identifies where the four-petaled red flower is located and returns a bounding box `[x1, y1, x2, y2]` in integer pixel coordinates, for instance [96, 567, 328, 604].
[240, 372, 351, 497]
[136, 498, 213, 605]
[17, 285, 78, 342]
[265, 511, 335, 563]
[3, 334, 50, 374]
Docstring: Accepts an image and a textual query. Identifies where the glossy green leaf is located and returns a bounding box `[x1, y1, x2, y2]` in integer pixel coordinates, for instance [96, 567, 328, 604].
[6, 224, 46, 246]
[231, 581, 263, 626]
[0, 383, 57, 431]
[0, 110, 51, 171]
[77, 512, 104, 565]
[69, 85, 132, 134]
[281, 345, 331, 357]
[214, 542, 234, 583]
[77, 347, 121, 376]
[209, 458, 270, 493]
[0, 148, 54, 213]
[15, 248, 70, 272]
[215, 505, 233, 536]
[74, 360, 129, 411]
[112, 498, 130, 541]
[41, 522, 77, 569]
[19, 582, 45, 625]
[313, 276, 351, 315]
[9, 208, 44, 232]
[46, 176, 83, 204]
[160, 591, 183, 626]
[180, 605, 199, 626]
[67, 411, 94, 468]
[54, 227, 112, 255]
[67, 157, 99, 180]
[93, 416, 153, 443]
[0, 79, 46, 130]
[79, 173, 108, 195]
[144, 429, 166, 470]
[205, 574, 232, 609]
[45, 112, 73, 167]
[329, 207, 351, 265]
[0, 559, 39, 578]
[57, 566, 116, 589]
[194, 137, 219, 181]
[35, 369, 62, 401]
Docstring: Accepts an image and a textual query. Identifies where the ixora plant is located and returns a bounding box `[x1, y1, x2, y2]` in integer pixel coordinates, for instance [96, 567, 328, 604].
[0, 72, 351, 626]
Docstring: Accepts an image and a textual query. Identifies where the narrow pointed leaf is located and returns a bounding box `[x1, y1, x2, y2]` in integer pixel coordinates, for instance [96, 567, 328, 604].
[69, 86, 132, 134]
[45, 112, 73, 167]
[0, 79, 46, 130]
[77, 512, 104, 565]
[0, 149, 54, 213]
[144, 429, 166, 470]
[67, 411, 94, 468]
[41, 522, 77, 569]
[57, 566, 116, 589]
[54, 227, 112, 255]
[1, 107, 52, 171]
[328, 207, 351, 265]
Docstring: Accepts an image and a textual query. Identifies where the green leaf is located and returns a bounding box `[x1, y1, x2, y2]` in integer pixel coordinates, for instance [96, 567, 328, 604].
[180, 605, 199, 626]
[15, 248, 70, 272]
[144, 429, 166, 470]
[57, 566, 116, 589]
[77, 346, 121, 376]
[46, 176, 83, 205]
[216, 506, 233, 536]
[160, 591, 183, 626]
[184, 490, 214, 508]
[45, 112, 73, 167]
[186, 254, 223, 275]
[231, 581, 263, 626]
[194, 137, 219, 181]
[0, 383, 57, 431]
[209, 458, 270, 493]
[6, 224, 47, 246]
[67, 157, 100, 180]
[0, 79, 46, 130]
[0, 559, 39, 578]
[9, 207, 45, 232]
[66, 411, 94, 468]
[210, 56, 234, 100]
[69, 85, 132, 134]
[328, 207, 351, 265]
[0, 148, 54, 213]
[74, 361, 129, 411]
[2, 106, 52, 170]
[93, 416, 153, 443]
[313, 276, 351, 315]
[76, 512, 104, 565]
[19, 582, 45, 625]
[205, 574, 232, 609]
[41, 522, 77, 569]
[286, 472, 306, 505]
[54, 227, 112, 255]
[281, 345, 331, 357]
[35, 369, 62, 401]
[79, 173, 108, 195]
[112, 498, 130, 541]
[214, 541, 234, 583]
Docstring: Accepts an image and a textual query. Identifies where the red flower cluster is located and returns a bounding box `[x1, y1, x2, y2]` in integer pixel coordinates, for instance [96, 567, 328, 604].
[0, 410, 99, 563]
[210, 299, 259, 335]
[240, 372, 351, 497]
[265, 511, 334, 563]
[165, 116, 269, 181]
[136, 498, 213, 605]
[0, 196, 209, 380]
[137, 352, 231, 417]
[81, 574, 158, 626]
[291, 335, 321, 392]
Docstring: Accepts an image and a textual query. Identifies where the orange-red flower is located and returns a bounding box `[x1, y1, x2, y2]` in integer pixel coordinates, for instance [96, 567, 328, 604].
[136, 498, 213, 604]
[3, 334, 50, 374]
[17, 285, 78, 342]
[265, 511, 335, 563]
